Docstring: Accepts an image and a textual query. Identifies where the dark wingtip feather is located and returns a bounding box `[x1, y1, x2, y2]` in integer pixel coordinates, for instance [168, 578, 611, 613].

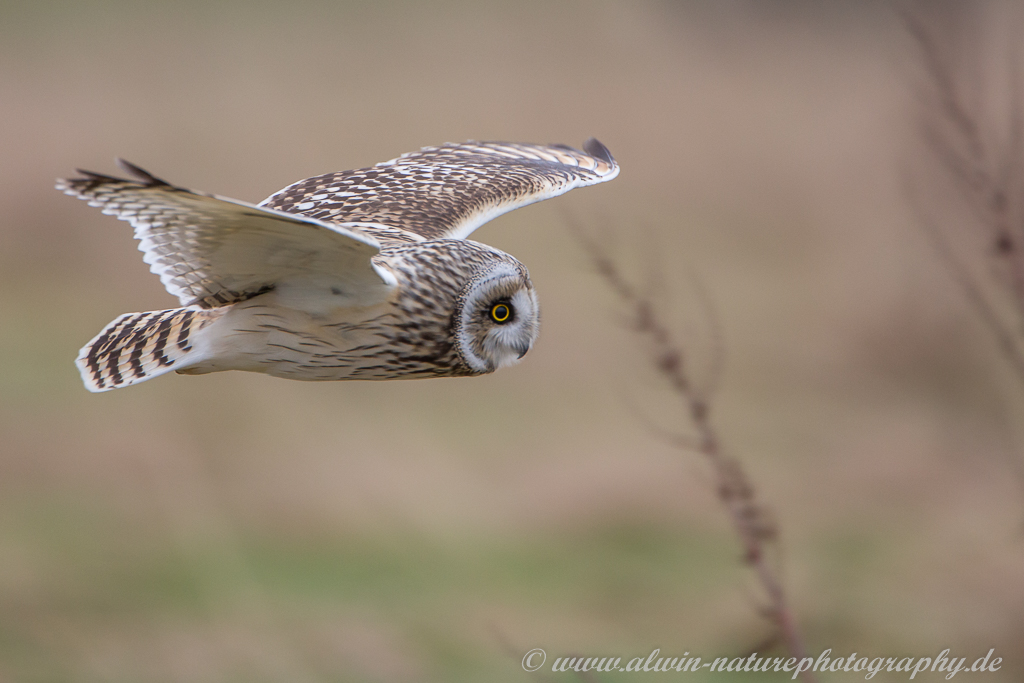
[583, 138, 614, 164]
[56, 168, 130, 194]
[116, 158, 170, 186]
[75, 169, 122, 181]
[57, 163, 167, 189]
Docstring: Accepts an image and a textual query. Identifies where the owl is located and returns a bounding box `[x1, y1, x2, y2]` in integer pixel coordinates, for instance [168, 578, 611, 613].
[58, 139, 619, 392]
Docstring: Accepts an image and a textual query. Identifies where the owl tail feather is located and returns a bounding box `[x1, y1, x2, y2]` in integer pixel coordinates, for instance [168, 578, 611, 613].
[76, 306, 223, 392]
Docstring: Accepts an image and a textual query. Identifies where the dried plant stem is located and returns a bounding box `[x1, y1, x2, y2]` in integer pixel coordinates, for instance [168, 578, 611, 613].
[910, 190, 1024, 388]
[576, 231, 815, 681]
[905, 9, 1024, 379]
[903, 6, 1024, 509]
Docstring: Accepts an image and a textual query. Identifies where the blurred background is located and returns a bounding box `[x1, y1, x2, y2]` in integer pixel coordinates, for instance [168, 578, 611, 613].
[2, 1, 1023, 680]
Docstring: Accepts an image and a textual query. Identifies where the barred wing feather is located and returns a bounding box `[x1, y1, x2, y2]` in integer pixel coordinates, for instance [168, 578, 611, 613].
[260, 138, 619, 241]
[57, 161, 390, 308]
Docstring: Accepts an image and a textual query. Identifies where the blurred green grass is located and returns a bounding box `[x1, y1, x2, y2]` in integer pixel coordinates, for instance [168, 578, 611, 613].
[0, 492, 741, 682]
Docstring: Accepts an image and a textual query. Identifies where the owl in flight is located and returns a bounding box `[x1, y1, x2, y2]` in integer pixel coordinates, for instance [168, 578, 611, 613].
[58, 139, 619, 392]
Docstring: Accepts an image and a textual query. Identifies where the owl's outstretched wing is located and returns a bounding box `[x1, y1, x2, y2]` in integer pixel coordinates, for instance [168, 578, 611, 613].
[57, 161, 393, 308]
[260, 138, 619, 241]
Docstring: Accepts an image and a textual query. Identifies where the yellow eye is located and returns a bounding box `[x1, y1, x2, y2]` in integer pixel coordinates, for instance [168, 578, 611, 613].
[490, 303, 512, 323]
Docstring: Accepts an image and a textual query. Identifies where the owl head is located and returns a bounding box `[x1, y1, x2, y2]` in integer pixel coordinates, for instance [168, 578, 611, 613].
[454, 259, 539, 374]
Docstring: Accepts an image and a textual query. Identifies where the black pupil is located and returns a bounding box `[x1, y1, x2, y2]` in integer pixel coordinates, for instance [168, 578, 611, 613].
[492, 304, 510, 322]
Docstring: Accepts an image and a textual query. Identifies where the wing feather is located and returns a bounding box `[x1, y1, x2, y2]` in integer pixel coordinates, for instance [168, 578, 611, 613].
[260, 138, 619, 241]
[57, 161, 390, 307]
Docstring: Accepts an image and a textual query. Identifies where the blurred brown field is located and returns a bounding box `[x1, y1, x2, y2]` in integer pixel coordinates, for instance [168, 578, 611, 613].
[1, 1, 1023, 681]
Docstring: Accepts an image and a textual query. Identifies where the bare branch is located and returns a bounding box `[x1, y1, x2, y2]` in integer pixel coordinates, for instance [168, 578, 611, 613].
[905, 177, 1024, 387]
[903, 3, 1024, 512]
[683, 267, 728, 401]
[901, 8, 987, 168]
[905, 3, 1024, 364]
[905, 6, 1024, 324]
[620, 391, 704, 454]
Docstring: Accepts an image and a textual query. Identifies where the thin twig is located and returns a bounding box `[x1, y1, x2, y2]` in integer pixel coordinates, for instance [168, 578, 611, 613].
[905, 177, 1024, 387]
[684, 267, 728, 401]
[905, 7, 1024, 325]
[903, 3, 1024, 513]
[620, 391, 705, 453]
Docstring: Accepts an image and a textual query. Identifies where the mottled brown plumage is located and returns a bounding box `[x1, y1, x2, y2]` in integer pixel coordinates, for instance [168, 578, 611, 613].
[262, 139, 618, 241]
[59, 139, 619, 391]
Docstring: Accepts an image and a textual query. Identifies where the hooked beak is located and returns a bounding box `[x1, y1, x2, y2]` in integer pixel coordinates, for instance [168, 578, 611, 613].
[516, 344, 530, 360]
